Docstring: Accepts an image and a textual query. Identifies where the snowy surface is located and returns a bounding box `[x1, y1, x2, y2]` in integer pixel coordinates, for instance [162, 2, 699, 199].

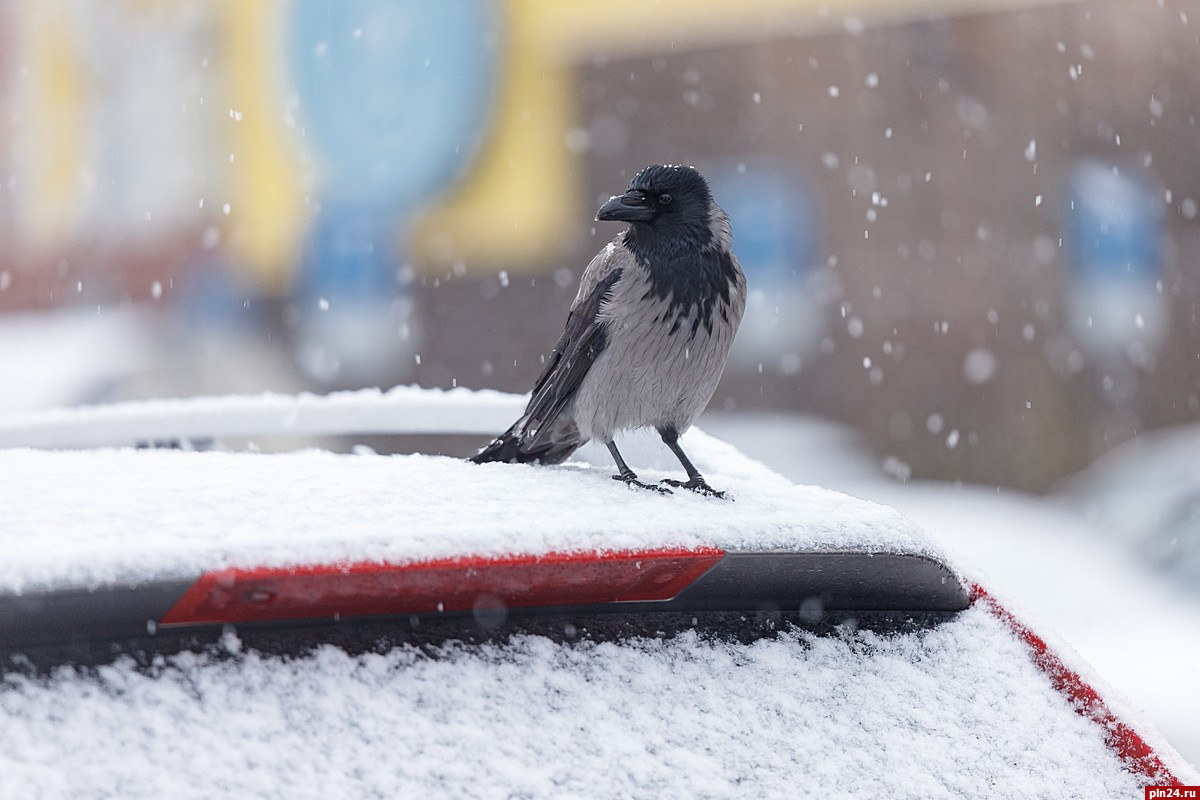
[0, 430, 939, 595]
[0, 605, 1154, 798]
[699, 412, 1200, 773]
[851, 481, 1200, 776]
[1, 393, 1193, 792]
[0, 385, 526, 449]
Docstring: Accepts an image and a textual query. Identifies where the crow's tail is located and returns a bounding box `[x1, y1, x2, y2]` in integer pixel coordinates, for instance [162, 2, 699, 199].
[469, 417, 585, 466]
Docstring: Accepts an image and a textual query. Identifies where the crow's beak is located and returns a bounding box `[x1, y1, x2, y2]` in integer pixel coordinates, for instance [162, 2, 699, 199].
[596, 193, 655, 223]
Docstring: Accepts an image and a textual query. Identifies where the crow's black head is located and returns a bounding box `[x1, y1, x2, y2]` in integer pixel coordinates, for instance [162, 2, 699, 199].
[595, 164, 715, 241]
[596, 164, 738, 332]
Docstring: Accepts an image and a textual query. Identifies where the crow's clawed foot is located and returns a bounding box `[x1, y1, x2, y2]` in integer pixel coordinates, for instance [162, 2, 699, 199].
[660, 477, 730, 500]
[614, 471, 674, 494]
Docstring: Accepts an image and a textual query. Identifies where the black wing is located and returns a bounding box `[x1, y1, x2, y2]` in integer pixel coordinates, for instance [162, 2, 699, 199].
[524, 267, 622, 436]
[470, 268, 622, 464]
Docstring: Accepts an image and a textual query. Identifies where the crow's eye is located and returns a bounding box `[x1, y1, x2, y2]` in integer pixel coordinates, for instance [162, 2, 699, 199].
[658, 193, 673, 206]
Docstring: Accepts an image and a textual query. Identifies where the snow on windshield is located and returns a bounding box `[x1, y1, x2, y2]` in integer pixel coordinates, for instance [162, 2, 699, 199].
[0, 605, 1147, 797]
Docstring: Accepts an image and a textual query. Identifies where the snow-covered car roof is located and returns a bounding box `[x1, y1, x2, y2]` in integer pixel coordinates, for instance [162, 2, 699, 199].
[0, 438, 943, 595]
[0, 388, 1194, 796]
[0, 423, 967, 646]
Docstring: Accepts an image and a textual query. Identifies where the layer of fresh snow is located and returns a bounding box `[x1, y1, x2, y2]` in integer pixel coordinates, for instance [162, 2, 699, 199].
[0, 605, 1150, 798]
[1, 393, 1191, 788]
[0, 386, 527, 449]
[0, 429, 940, 594]
[846, 481, 1200, 777]
[697, 413, 1200, 774]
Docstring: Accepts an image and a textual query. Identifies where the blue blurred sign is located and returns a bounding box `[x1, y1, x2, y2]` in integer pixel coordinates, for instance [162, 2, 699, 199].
[294, 203, 397, 302]
[712, 163, 818, 287]
[710, 161, 824, 366]
[291, 202, 420, 385]
[285, 0, 499, 385]
[288, 0, 499, 211]
[1064, 160, 1168, 364]
[1066, 161, 1163, 285]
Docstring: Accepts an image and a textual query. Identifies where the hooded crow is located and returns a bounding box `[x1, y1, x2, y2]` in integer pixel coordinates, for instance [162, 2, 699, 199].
[470, 164, 747, 497]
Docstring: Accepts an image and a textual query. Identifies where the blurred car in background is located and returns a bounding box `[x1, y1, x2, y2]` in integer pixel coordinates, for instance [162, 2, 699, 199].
[1056, 423, 1200, 602]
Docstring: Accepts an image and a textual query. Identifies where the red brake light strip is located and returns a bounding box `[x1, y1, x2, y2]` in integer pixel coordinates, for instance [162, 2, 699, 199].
[160, 547, 726, 626]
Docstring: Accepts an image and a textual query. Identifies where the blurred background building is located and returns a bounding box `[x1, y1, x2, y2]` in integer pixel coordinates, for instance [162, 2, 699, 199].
[2, 0, 1199, 490]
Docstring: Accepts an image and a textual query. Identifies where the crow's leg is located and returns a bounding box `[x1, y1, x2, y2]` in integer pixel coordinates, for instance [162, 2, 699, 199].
[606, 439, 672, 494]
[657, 428, 728, 499]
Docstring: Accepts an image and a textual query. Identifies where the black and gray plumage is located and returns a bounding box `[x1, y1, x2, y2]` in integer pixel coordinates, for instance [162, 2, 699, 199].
[470, 164, 747, 497]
